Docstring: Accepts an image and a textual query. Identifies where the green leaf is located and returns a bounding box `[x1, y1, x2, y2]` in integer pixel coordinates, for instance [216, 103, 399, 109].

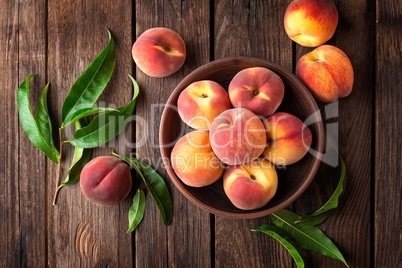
[35, 82, 56, 150]
[272, 210, 348, 267]
[58, 118, 92, 189]
[61, 106, 116, 128]
[17, 74, 59, 163]
[127, 189, 146, 233]
[298, 154, 347, 226]
[252, 225, 305, 268]
[61, 28, 116, 123]
[113, 152, 172, 226]
[68, 75, 139, 148]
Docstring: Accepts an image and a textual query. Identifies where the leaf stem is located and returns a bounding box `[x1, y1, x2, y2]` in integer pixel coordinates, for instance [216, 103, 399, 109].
[52, 128, 63, 205]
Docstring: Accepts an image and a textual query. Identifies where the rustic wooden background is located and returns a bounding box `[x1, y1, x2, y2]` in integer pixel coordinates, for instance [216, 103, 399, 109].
[1, 0, 400, 267]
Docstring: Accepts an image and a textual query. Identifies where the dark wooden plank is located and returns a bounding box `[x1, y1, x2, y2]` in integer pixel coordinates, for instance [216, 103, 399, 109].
[134, 3, 167, 267]
[375, 0, 401, 266]
[293, 0, 375, 267]
[214, 1, 293, 267]
[162, 0, 213, 267]
[0, 0, 21, 267]
[135, 0, 212, 266]
[13, 0, 48, 266]
[46, 0, 133, 266]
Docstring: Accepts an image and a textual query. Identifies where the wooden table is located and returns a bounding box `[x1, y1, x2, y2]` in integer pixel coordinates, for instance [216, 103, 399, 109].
[1, 0, 400, 267]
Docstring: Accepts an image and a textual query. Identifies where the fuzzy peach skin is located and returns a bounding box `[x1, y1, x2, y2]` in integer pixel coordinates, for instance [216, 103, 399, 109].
[223, 158, 278, 210]
[296, 45, 354, 103]
[228, 67, 285, 117]
[284, 0, 338, 47]
[171, 130, 224, 187]
[132, 27, 186, 77]
[177, 80, 231, 129]
[263, 112, 312, 166]
[210, 108, 266, 166]
[80, 156, 132, 206]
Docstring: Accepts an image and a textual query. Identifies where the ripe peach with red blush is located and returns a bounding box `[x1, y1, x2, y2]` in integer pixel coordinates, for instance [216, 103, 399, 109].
[210, 108, 266, 166]
[296, 45, 354, 103]
[80, 156, 132, 206]
[171, 130, 224, 187]
[223, 158, 278, 210]
[132, 27, 186, 77]
[284, 0, 338, 47]
[229, 67, 285, 117]
[263, 112, 312, 165]
[177, 80, 231, 129]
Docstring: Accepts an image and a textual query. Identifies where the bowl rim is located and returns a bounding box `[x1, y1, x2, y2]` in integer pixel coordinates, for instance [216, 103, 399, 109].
[159, 56, 325, 219]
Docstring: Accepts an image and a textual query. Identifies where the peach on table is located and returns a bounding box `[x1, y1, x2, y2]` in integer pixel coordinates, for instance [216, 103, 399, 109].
[132, 27, 186, 77]
[296, 45, 354, 103]
[284, 0, 338, 47]
[80, 156, 132, 206]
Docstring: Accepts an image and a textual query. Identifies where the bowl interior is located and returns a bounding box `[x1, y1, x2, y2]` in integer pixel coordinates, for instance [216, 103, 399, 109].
[160, 57, 324, 219]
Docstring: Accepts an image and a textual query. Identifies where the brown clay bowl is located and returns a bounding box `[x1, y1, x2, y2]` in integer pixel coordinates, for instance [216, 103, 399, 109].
[159, 56, 324, 219]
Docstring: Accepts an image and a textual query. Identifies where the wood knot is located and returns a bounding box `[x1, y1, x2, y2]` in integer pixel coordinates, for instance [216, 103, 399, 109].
[75, 218, 98, 264]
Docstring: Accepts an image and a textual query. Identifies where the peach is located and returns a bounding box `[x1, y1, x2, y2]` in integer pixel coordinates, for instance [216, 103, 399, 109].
[210, 108, 266, 165]
[296, 45, 354, 103]
[284, 0, 338, 47]
[132, 27, 186, 77]
[223, 158, 278, 210]
[177, 80, 231, 129]
[262, 112, 312, 165]
[228, 67, 285, 117]
[171, 130, 224, 187]
[80, 156, 132, 206]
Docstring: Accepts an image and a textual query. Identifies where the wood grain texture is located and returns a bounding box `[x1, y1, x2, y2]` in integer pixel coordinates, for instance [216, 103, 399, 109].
[163, 0, 213, 267]
[1, 0, 401, 267]
[293, 0, 375, 267]
[375, 0, 402, 266]
[214, 0, 293, 267]
[46, 0, 133, 266]
[134, 2, 168, 267]
[135, 0, 212, 267]
[16, 0, 48, 266]
[0, 0, 21, 267]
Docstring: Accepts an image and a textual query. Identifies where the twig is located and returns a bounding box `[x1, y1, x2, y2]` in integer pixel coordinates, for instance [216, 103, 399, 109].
[52, 128, 63, 205]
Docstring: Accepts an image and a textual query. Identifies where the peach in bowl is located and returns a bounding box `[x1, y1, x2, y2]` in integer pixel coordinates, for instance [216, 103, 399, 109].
[159, 57, 324, 219]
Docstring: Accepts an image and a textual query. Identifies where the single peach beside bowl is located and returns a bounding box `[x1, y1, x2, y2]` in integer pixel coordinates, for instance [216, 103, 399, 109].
[284, 0, 338, 47]
[296, 45, 354, 103]
[80, 156, 132, 206]
[132, 27, 186, 78]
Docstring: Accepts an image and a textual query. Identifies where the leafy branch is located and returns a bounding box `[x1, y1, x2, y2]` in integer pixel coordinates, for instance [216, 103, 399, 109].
[16, 28, 137, 205]
[113, 152, 172, 231]
[253, 154, 348, 267]
[16, 27, 172, 235]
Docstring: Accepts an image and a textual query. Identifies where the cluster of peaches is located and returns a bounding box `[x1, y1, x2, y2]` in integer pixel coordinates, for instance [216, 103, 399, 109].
[88, 0, 353, 211]
[170, 68, 312, 210]
[285, 0, 354, 103]
[131, 0, 353, 104]
[129, 0, 354, 211]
